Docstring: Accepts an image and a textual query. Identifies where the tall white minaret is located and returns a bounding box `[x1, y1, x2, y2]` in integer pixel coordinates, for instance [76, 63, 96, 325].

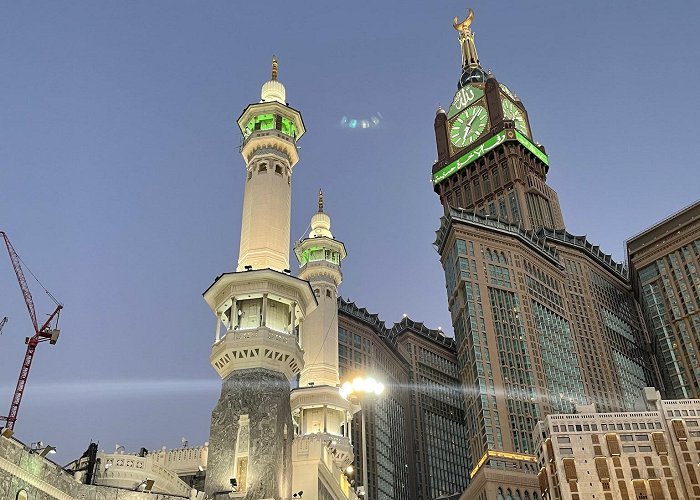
[290, 193, 359, 498]
[203, 58, 317, 500]
[236, 56, 303, 273]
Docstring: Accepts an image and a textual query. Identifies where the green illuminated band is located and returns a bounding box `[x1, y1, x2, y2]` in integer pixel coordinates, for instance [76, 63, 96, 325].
[244, 114, 298, 139]
[298, 246, 340, 266]
[433, 131, 506, 184]
[432, 131, 549, 185]
[515, 130, 548, 165]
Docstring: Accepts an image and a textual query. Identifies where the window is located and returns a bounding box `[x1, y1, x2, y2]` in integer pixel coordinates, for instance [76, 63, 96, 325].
[16, 491, 28, 500]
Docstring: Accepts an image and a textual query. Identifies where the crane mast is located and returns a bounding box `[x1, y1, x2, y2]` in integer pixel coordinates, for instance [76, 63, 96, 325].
[0, 231, 62, 430]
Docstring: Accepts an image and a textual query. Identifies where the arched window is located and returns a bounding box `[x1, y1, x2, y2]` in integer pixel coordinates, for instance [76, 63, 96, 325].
[16, 490, 28, 500]
[497, 488, 505, 500]
[506, 488, 514, 500]
[524, 492, 531, 500]
[515, 489, 522, 500]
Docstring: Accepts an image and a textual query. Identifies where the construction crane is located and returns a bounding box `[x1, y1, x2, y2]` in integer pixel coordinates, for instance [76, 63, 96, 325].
[0, 231, 62, 430]
[0, 317, 7, 335]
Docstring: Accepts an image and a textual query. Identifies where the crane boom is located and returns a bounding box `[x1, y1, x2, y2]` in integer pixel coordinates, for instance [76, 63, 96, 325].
[0, 231, 62, 430]
[0, 317, 7, 334]
[1, 233, 38, 332]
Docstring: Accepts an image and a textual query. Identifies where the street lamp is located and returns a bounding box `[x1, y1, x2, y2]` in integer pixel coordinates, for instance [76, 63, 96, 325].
[340, 376, 385, 499]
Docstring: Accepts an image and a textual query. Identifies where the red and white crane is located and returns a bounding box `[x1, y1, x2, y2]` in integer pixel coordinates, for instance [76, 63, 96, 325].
[0, 231, 62, 430]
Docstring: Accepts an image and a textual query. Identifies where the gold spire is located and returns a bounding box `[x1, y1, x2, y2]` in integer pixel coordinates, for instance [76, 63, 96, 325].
[453, 8, 480, 70]
[271, 55, 278, 81]
[318, 189, 324, 213]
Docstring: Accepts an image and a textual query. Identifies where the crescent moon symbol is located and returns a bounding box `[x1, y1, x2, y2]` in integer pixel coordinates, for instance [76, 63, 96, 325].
[453, 8, 475, 32]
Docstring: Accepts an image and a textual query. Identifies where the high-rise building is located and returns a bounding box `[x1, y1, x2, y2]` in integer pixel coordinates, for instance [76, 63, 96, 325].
[391, 318, 470, 499]
[431, 10, 654, 497]
[337, 300, 470, 500]
[338, 301, 415, 500]
[627, 201, 700, 400]
[534, 388, 700, 500]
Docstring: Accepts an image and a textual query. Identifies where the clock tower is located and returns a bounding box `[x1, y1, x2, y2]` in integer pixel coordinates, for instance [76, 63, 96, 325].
[432, 10, 565, 231]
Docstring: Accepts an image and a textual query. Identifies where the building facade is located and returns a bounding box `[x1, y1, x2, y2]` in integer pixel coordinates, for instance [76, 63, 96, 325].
[628, 201, 700, 400]
[432, 10, 655, 497]
[535, 388, 700, 500]
[338, 300, 470, 500]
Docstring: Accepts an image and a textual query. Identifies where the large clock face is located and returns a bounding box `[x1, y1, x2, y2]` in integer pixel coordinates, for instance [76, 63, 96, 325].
[450, 105, 488, 148]
[501, 99, 530, 137]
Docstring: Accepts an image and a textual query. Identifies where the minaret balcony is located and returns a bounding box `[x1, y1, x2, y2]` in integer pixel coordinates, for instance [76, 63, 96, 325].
[292, 432, 355, 469]
[210, 325, 304, 382]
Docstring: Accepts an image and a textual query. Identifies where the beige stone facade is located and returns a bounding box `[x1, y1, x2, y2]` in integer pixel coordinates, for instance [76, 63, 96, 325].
[535, 388, 700, 500]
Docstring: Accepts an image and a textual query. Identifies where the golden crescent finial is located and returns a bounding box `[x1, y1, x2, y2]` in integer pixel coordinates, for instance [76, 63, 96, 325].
[453, 8, 474, 33]
[318, 189, 324, 213]
[271, 55, 278, 81]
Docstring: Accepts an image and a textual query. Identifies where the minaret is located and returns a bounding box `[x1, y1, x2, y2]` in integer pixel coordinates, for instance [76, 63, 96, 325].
[203, 58, 317, 500]
[236, 56, 303, 273]
[295, 190, 347, 387]
[290, 193, 359, 497]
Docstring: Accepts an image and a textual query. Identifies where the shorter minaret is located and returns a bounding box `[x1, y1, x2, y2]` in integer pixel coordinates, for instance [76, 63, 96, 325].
[295, 190, 347, 387]
[290, 193, 359, 498]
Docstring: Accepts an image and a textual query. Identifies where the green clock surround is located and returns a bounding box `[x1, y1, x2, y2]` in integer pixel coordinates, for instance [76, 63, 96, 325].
[450, 105, 488, 148]
[501, 98, 529, 137]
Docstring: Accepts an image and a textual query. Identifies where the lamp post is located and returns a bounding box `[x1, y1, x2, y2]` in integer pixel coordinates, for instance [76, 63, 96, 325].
[340, 376, 385, 499]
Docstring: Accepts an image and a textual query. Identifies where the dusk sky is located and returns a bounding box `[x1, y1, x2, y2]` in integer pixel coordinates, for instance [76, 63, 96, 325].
[1, 1, 698, 463]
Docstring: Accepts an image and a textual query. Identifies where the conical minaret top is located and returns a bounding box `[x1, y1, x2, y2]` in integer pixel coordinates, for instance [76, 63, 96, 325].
[261, 55, 286, 104]
[235, 57, 306, 272]
[309, 190, 333, 239]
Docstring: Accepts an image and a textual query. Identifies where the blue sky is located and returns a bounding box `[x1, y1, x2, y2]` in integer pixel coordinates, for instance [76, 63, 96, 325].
[1, 1, 698, 462]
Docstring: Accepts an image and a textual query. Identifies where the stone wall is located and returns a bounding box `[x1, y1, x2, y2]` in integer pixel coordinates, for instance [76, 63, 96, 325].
[0, 434, 189, 500]
[205, 368, 293, 499]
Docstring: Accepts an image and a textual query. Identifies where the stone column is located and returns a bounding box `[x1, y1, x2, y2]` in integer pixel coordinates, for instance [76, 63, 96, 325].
[290, 301, 296, 335]
[261, 293, 268, 327]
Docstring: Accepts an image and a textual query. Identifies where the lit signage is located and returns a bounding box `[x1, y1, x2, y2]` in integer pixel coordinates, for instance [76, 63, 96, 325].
[470, 450, 537, 478]
[515, 130, 548, 166]
[433, 131, 507, 184]
[448, 85, 485, 118]
[432, 130, 549, 185]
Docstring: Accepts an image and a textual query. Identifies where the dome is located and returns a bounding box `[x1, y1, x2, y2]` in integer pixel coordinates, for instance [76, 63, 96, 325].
[458, 67, 486, 88]
[310, 212, 332, 239]
[261, 79, 286, 104]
